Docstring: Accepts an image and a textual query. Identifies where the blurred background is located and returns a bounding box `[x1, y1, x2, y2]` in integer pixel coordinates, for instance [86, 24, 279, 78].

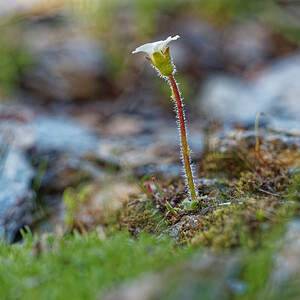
[0, 0, 300, 241]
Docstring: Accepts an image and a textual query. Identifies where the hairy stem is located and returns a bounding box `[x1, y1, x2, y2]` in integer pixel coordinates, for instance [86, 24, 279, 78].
[168, 74, 197, 201]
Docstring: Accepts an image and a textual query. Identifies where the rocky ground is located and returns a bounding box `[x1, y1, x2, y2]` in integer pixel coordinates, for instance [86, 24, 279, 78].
[0, 1, 300, 299]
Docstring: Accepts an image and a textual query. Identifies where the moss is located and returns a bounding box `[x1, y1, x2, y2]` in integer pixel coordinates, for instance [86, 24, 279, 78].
[120, 175, 291, 250]
[119, 130, 298, 250]
[190, 199, 287, 251]
[118, 197, 168, 236]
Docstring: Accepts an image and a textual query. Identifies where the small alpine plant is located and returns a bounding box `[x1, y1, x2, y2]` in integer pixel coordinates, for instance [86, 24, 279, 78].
[133, 35, 198, 205]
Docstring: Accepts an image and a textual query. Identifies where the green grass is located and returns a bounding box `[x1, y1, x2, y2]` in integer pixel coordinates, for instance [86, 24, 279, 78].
[236, 222, 286, 300]
[0, 207, 299, 300]
[0, 231, 192, 300]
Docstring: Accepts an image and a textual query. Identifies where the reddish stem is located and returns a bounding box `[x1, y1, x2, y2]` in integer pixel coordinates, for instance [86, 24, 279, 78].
[168, 74, 197, 201]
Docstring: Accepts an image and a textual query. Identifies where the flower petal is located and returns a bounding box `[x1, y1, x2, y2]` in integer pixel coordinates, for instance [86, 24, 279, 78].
[132, 35, 180, 56]
[154, 35, 180, 53]
[132, 42, 156, 56]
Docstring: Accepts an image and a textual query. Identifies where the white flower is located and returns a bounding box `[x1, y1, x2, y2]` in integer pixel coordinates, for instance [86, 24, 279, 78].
[132, 35, 180, 59]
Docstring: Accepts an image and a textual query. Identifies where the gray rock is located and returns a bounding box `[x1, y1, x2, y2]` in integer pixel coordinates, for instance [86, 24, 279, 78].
[198, 52, 300, 132]
[0, 110, 103, 241]
[198, 75, 260, 125]
[32, 116, 102, 193]
[0, 104, 35, 150]
[175, 20, 272, 72]
[34, 116, 99, 155]
[223, 22, 271, 67]
[175, 19, 222, 69]
[23, 26, 106, 101]
[0, 143, 35, 242]
[97, 118, 203, 180]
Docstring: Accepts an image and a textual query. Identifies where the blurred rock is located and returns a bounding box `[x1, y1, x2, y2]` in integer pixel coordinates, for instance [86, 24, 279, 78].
[198, 52, 300, 132]
[0, 101, 203, 238]
[223, 22, 271, 67]
[0, 105, 105, 240]
[253, 53, 300, 125]
[198, 75, 254, 124]
[31, 116, 103, 193]
[175, 19, 222, 70]
[105, 114, 145, 137]
[0, 106, 36, 241]
[175, 19, 273, 73]
[0, 105, 35, 150]
[97, 119, 203, 180]
[34, 116, 98, 155]
[23, 25, 106, 101]
[0, 142, 35, 242]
